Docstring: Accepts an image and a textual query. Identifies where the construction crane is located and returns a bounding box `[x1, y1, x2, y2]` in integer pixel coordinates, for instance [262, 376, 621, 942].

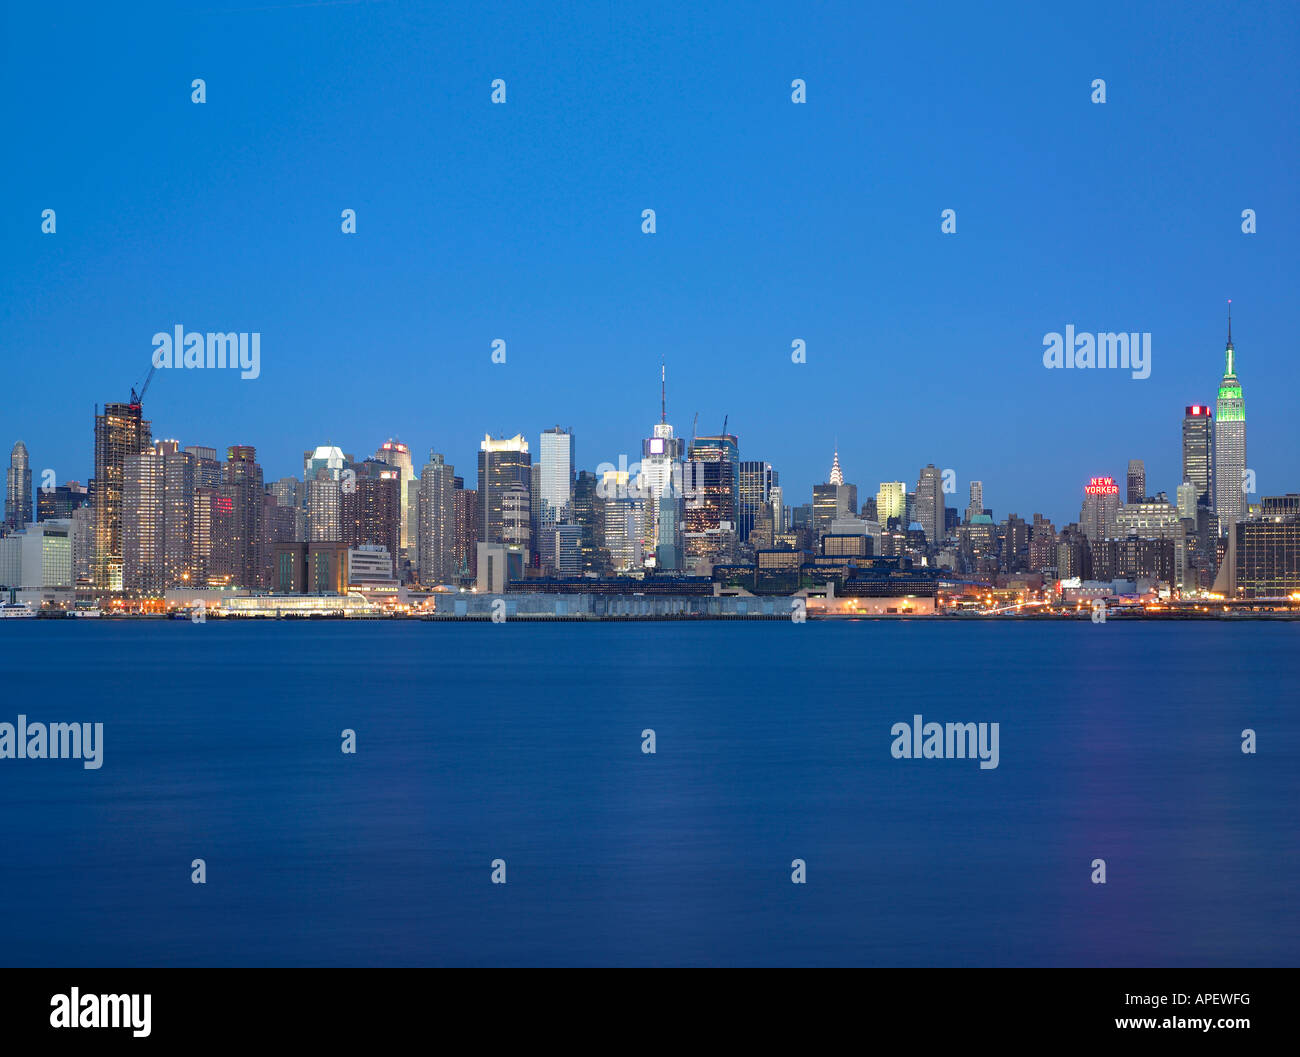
[129, 363, 157, 410]
[721, 414, 728, 436]
[692, 412, 699, 442]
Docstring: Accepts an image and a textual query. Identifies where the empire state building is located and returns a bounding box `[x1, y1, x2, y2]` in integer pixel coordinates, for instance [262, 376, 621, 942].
[1212, 303, 1247, 535]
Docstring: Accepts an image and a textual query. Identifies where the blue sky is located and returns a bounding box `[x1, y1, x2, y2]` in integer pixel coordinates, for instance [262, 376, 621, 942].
[2, 0, 1297, 527]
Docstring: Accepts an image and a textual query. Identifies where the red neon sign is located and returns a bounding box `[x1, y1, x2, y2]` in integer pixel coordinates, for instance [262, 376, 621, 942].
[1084, 476, 1119, 497]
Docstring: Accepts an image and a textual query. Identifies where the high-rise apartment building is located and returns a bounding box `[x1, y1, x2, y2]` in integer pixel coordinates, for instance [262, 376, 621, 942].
[220, 446, 264, 589]
[93, 402, 152, 589]
[417, 451, 457, 586]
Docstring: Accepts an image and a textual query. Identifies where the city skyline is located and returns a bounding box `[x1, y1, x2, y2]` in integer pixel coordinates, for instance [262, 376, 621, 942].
[0, 315, 1273, 539]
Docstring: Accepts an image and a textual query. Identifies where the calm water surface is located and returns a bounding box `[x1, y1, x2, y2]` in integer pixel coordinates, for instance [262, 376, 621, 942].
[0, 620, 1295, 966]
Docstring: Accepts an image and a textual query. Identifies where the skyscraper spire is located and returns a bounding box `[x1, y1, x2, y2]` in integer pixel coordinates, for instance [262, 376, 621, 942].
[829, 448, 844, 486]
[661, 363, 666, 424]
[1225, 300, 1234, 375]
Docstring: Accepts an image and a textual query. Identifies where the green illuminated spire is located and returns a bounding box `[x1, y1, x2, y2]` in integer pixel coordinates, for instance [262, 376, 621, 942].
[1216, 300, 1245, 421]
[1224, 300, 1235, 377]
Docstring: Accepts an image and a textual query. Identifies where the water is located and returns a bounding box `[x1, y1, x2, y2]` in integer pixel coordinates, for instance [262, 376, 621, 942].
[0, 620, 1295, 966]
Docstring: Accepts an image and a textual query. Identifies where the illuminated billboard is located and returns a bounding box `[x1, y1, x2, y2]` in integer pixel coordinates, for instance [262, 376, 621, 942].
[1084, 476, 1120, 496]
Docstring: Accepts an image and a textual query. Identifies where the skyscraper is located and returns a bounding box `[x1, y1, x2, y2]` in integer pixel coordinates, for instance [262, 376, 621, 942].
[417, 451, 457, 586]
[537, 427, 575, 568]
[877, 482, 906, 528]
[738, 461, 774, 543]
[1182, 404, 1213, 510]
[915, 464, 945, 548]
[93, 402, 152, 589]
[965, 481, 984, 523]
[478, 434, 532, 548]
[342, 459, 401, 562]
[5, 441, 33, 529]
[684, 434, 739, 567]
[1213, 304, 1247, 535]
[1079, 476, 1122, 543]
[123, 442, 168, 592]
[812, 450, 857, 541]
[1126, 460, 1145, 504]
[641, 366, 685, 552]
[304, 445, 348, 542]
[374, 440, 416, 572]
[163, 446, 197, 587]
[221, 446, 264, 589]
[453, 477, 478, 580]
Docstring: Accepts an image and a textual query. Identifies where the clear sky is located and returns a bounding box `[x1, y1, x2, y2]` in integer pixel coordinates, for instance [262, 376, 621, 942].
[3, 0, 1297, 527]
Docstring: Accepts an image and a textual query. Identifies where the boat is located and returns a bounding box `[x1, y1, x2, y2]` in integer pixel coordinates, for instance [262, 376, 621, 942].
[68, 601, 102, 618]
[0, 601, 37, 619]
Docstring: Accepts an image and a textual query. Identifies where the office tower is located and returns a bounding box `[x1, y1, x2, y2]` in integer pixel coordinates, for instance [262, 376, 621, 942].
[573, 470, 607, 574]
[554, 524, 583, 576]
[1230, 512, 1300, 598]
[37, 481, 90, 522]
[342, 460, 401, 562]
[537, 427, 575, 568]
[529, 462, 542, 554]
[478, 434, 532, 548]
[769, 483, 785, 530]
[454, 478, 478, 579]
[1176, 481, 1198, 521]
[738, 461, 775, 543]
[684, 434, 739, 566]
[1116, 495, 1188, 589]
[5, 441, 33, 529]
[877, 482, 906, 528]
[93, 402, 152, 589]
[1213, 306, 1247, 534]
[417, 451, 457, 586]
[813, 451, 857, 541]
[965, 481, 984, 523]
[123, 442, 167, 592]
[915, 465, 945, 548]
[374, 441, 416, 570]
[0, 521, 72, 592]
[219, 446, 264, 589]
[655, 490, 683, 570]
[602, 472, 643, 571]
[501, 483, 531, 552]
[641, 365, 686, 551]
[1182, 404, 1213, 510]
[1126, 460, 1146, 504]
